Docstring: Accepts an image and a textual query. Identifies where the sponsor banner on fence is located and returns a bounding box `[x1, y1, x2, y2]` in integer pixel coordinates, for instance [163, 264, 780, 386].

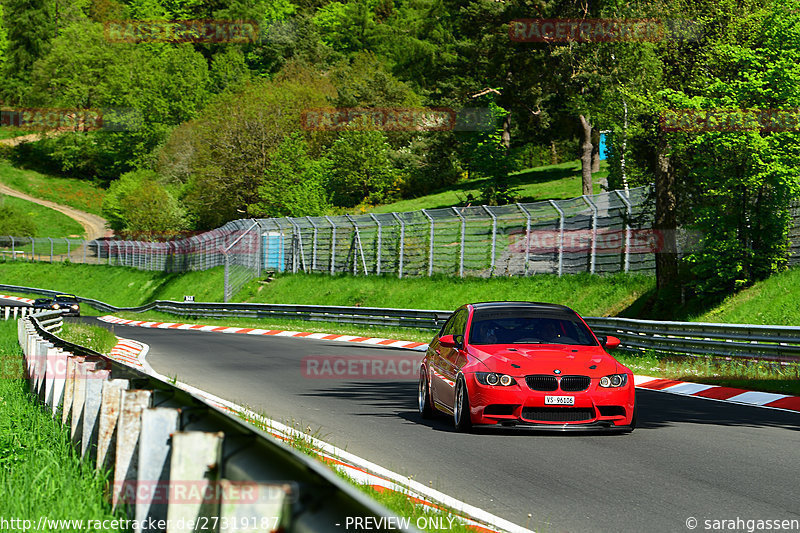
[300, 107, 495, 132]
[507, 229, 701, 254]
[302, 355, 421, 380]
[509, 18, 702, 42]
[661, 108, 800, 132]
[104, 19, 259, 43]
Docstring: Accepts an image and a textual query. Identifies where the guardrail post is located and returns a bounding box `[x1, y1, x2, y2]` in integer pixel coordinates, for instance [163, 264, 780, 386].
[219, 482, 292, 533]
[369, 213, 382, 275]
[549, 200, 565, 276]
[62, 356, 79, 426]
[323, 215, 336, 275]
[421, 209, 435, 276]
[10, 236, 15, 260]
[482, 206, 498, 276]
[391, 213, 405, 278]
[166, 431, 225, 530]
[306, 216, 318, 272]
[136, 408, 180, 530]
[615, 190, 632, 272]
[582, 195, 598, 274]
[72, 359, 105, 445]
[97, 379, 130, 471]
[516, 204, 532, 276]
[47, 349, 68, 415]
[113, 389, 153, 510]
[82, 367, 111, 460]
[451, 207, 466, 277]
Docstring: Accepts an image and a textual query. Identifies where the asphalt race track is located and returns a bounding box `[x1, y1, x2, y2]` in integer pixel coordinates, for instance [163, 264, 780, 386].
[70, 317, 800, 532]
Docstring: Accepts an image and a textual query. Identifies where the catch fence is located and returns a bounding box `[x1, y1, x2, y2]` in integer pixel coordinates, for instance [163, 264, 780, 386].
[1, 187, 661, 300]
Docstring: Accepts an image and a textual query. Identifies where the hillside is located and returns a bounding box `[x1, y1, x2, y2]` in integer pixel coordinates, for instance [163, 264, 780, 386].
[367, 160, 609, 213]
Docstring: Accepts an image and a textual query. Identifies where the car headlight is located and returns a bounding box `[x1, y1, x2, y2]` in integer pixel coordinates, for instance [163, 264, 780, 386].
[71, 305, 78, 309]
[475, 372, 516, 387]
[599, 374, 628, 388]
[52, 304, 60, 309]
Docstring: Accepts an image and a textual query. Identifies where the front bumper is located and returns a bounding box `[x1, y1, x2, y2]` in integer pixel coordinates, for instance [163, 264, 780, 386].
[466, 373, 635, 428]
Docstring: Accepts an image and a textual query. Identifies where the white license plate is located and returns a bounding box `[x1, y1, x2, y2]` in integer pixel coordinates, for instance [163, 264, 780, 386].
[545, 395, 575, 405]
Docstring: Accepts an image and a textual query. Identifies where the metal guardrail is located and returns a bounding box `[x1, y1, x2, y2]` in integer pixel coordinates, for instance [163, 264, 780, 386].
[585, 317, 800, 363]
[17, 311, 417, 533]
[4, 283, 800, 362]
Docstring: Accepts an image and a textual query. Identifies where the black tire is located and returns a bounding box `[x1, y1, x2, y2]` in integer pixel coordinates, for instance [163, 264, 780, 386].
[453, 376, 472, 432]
[418, 368, 433, 419]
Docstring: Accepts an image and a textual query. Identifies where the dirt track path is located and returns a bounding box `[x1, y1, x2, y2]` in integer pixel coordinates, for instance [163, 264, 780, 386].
[0, 132, 110, 240]
[0, 182, 110, 240]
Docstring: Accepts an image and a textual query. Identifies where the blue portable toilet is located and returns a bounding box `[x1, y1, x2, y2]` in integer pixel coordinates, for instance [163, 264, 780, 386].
[263, 232, 285, 271]
[598, 130, 611, 160]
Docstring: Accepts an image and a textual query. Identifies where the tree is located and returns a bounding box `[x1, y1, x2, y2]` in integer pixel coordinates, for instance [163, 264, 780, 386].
[253, 133, 331, 217]
[103, 170, 188, 238]
[2, 0, 54, 101]
[325, 130, 401, 207]
[178, 63, 335, 229]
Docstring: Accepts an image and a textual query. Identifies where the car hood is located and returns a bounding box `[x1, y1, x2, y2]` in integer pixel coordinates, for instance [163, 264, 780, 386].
[468, 344, 622, 376]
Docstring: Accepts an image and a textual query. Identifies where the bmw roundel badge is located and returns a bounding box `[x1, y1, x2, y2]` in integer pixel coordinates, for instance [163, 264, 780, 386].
[554, 369, 561, 374]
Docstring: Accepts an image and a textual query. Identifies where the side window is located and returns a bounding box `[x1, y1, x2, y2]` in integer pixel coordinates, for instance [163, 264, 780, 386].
[451, 310, 468, 338]
[440, 309, 466, 338]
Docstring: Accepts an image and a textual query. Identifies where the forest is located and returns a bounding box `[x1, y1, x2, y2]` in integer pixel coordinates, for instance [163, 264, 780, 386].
[1, 0, 799, 298]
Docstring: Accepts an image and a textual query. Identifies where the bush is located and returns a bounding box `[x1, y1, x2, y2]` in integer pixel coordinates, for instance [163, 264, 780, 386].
[0, 203, 36, 236]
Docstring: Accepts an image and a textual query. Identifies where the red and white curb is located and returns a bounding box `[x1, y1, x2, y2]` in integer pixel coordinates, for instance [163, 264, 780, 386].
[103, 335, 525, 533]
[633, 375, 800, 413]
[98, 315, 429, 351]
[0, 294, 35, 304]
[107, 337, 148, 371]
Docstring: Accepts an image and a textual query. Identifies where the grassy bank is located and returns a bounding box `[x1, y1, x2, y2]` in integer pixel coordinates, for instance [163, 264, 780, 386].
[0, 159, 105, 215]
[693, 267, 800, 325]
[0, 261, 653, 317]
[0, 320, 124, 529]
[1, 195, 85, 238]
[368, 160, 607, 214]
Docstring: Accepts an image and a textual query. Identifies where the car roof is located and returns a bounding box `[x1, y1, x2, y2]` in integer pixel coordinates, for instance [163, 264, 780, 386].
[469, 301, 576, 313]
[54, 294, 78, 298]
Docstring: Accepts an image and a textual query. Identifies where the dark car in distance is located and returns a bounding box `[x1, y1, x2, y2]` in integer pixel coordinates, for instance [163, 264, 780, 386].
[32, 298, 54, 311]
[51, 294, 81, 316]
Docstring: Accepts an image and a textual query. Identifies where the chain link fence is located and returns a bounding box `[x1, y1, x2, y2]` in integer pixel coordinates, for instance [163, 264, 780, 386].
[1, 187, 659, 300]
[790, 201, 800, 267]
[263, 186, 656, 278]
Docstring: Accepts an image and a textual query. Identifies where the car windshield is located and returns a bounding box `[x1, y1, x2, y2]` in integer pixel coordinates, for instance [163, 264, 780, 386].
[54, 295, 77, 302]
[469, 309, 597, 346]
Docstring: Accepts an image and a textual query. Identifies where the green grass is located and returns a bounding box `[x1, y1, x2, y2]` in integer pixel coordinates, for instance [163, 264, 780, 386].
[691, 267, 800, 326]
[0, 127, 29, 140]
[0, 159, 105, 216]
[0, 320, 125, 530]
[367, 160, 608, 213]
[1, 195, 85, 238]
[60, 321, 119, 354]
[0, 261, 653, 317]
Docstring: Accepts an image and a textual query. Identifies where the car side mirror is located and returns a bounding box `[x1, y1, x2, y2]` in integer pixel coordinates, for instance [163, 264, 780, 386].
[601, 335, 621, 349]
[439, 334, 457, 348]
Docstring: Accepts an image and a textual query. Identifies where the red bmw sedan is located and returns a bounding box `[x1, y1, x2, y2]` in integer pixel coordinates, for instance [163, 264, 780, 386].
[418, 302, 636, 432]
